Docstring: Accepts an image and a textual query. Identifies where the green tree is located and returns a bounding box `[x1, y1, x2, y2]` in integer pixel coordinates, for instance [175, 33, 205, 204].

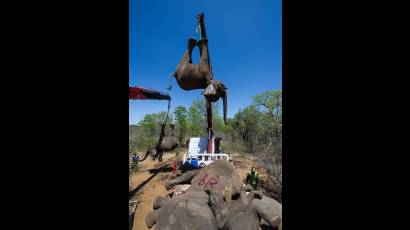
[188, 99, 226, 136]
[220, 118, 234, 141]
[188, 99, 206, 136]
[174, 106, 189, 145]
[232, 105, 261, 152]
[253, 90, 282, 118]
[253, 90, 282, 137]
[129, 111, 174, 151]
[206, 100, 225, 137]
[253, 90, 282, 200]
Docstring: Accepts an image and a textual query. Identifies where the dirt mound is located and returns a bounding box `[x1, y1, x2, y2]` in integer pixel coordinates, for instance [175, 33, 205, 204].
[232, 156, 268, 185]
[129, 152, 178, 230]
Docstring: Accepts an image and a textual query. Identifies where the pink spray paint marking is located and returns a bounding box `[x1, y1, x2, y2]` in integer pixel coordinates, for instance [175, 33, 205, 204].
[197, 172, 218, 190]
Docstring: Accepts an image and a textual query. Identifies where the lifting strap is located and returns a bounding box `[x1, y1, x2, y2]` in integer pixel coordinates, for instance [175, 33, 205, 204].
[195, 23, 202, 40]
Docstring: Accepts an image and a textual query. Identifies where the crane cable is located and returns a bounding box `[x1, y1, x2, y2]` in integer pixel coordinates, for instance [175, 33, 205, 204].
[163, 99, 171, 126]
[163, 72, 173, 125]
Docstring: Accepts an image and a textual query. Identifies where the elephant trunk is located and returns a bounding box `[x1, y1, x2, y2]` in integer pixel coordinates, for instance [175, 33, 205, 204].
[222, 92, 227, 124]
[207, 190, 229, 229]
[139, 150, 151, 162]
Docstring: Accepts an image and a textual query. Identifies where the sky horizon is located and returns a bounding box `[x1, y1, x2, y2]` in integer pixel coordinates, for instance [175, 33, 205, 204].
[129, 0, 282, 124]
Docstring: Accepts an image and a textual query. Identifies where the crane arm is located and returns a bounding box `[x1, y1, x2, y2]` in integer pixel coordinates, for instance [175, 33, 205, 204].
[129, 86, 171, 101]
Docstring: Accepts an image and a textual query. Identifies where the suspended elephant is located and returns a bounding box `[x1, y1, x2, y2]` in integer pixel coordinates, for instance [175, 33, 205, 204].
[171, 38, 228, 123]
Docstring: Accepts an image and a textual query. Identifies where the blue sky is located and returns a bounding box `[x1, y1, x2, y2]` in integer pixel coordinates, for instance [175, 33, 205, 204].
[129, 0, 282, 124]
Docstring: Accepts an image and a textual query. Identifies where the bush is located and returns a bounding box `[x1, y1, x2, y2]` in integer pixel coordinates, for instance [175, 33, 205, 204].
[258, 136, 282, 202]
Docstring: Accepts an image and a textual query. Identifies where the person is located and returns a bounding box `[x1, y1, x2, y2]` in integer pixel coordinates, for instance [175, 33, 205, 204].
[246, 167, 259, 189]
[157, 149, 163, 162]
[131, 154, 139, 172]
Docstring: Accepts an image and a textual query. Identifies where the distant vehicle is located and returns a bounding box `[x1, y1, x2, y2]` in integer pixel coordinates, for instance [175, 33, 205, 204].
[182, 137, 229, 168]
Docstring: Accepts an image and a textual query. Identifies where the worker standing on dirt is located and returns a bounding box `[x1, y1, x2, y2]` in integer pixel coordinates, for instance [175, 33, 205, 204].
[131, 154, 139, 172]
[246, 167, 259, 189]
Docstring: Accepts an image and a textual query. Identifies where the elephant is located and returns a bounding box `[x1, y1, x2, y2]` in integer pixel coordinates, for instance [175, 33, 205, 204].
[145, 190, 217, 230]
[252, 196, 282, 230]
[145, 160, 282, 230]
[208, 186, 282, 230]
[171, 38, 227, 123]
[146, 160, 241, 229]
[139, 124, 179, 162]
[164, 160, 243, 196]
[207, 187, 262, 230]
[161, 124, 179, 150]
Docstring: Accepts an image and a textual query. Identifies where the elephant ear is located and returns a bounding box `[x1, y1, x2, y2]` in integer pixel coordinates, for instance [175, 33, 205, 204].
[203, 83, 216, 96]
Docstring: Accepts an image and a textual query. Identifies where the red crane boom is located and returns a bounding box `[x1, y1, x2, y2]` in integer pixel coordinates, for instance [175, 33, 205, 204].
[129, 86, 171, 101]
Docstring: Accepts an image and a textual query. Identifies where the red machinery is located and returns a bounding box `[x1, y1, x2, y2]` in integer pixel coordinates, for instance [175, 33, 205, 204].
[129, 85, 171, 162]
[129, 86, 171, 101]
[197, 13, 215, 157]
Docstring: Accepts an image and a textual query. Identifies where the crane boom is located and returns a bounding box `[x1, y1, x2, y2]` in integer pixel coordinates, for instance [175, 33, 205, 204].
[197, 12, 215, 155]
[129, 86, 171, 101]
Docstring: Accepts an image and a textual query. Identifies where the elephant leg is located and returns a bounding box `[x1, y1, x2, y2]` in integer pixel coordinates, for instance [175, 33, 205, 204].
[240, 187, 248, 205]
[242, 191, 264, 209]
[248, 190, 263, 201]
[154, 149, 161, 162]
[139, 150, 151, 162]
[252, 198, 282, 228]
[198, 39, 212, 87]
[164, 170, 199, 190]
[198, 38, 210, 77]
[175, 38, 196, 75]
[150, 149, 157, 161]
[158, 150, 163, 162]
[145, 209, 158, 229]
